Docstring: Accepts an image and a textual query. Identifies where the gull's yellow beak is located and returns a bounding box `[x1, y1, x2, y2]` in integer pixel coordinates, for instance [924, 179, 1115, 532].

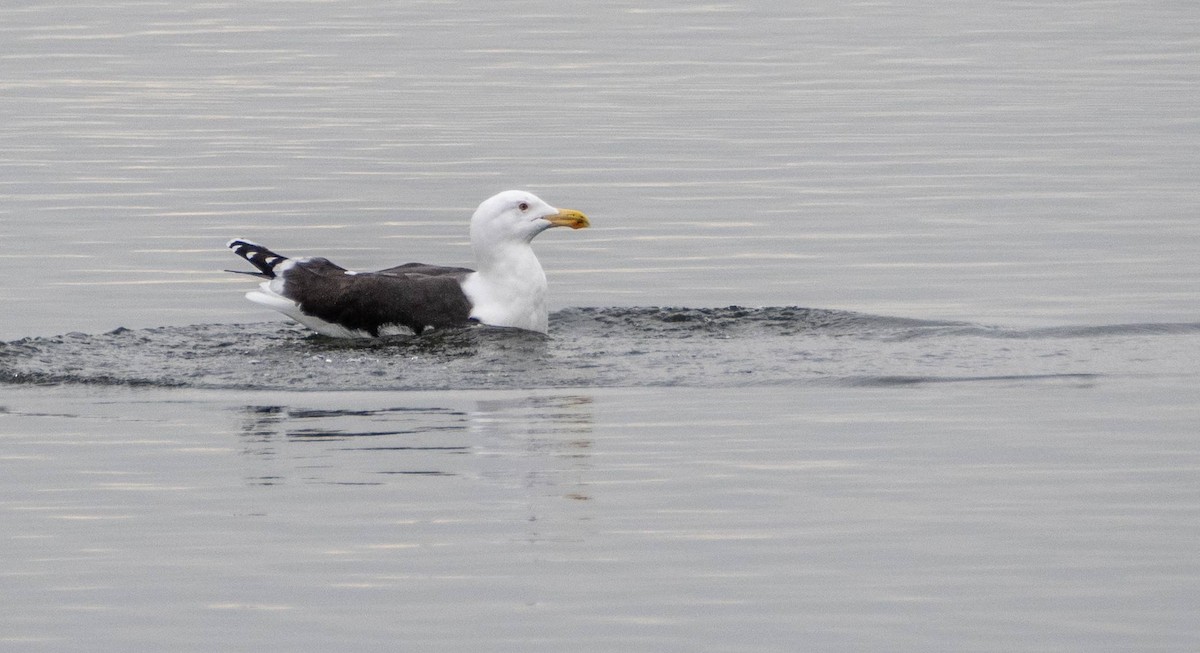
[545, 208, 590, 230]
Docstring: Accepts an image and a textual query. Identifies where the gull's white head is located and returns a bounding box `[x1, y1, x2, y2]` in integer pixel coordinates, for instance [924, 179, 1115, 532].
[461, 190, 589, 332]
[470, 190, 589, 251]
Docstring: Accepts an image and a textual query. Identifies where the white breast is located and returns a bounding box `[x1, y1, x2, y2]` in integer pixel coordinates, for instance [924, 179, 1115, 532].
[460, 269, 549, 333]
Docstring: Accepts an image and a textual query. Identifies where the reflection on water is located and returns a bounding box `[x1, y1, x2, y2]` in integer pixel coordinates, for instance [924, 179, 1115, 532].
[232, 396, 594, 498]
[471, 396, 595, 504]
[235, 405, 471, 485]
[3, 383, 1200, 650]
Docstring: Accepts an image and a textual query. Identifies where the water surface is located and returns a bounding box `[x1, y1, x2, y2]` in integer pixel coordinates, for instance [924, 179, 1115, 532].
[5, 380, 1200, 652]
[3, 1, 1200, 651]
[2, 1, 1199, 339]
[3, 307, 1199, 390]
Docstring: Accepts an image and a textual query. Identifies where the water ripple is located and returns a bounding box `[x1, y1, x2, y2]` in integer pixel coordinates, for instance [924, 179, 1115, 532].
[3, 307, 1196, 390]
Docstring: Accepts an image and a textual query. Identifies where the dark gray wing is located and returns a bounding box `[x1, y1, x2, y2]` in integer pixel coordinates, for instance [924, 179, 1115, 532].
[376, 262, 475, 278]
[279, 258, 473, 336]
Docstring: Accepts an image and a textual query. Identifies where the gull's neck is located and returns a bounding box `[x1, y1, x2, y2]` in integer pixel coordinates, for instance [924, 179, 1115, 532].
[462, 240, 549, 332]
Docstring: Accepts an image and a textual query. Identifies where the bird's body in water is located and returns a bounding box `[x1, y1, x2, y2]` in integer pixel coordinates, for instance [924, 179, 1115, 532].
[226, 190, 589, 337]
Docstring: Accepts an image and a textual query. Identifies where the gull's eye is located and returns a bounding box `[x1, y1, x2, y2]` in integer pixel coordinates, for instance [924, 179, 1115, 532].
[518, 202, 529, 212]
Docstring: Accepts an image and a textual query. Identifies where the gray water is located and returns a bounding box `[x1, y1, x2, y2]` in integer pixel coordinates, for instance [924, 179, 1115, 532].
[4, 308, 1200, 390]
[3, 1, 1200, 651]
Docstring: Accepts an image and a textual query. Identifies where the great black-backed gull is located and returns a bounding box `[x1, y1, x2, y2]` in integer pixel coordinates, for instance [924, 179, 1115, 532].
[226, 190, 589, 337]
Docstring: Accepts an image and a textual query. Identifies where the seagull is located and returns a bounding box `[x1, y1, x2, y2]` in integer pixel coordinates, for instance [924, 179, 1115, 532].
[226, 190, 589, 337]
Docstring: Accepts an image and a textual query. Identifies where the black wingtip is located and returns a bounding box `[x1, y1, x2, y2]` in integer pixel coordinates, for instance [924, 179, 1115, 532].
[227, 239, 288, 278]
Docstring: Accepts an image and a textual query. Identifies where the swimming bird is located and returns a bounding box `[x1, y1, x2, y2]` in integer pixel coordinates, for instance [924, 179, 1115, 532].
[226, 190, 589, 337]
